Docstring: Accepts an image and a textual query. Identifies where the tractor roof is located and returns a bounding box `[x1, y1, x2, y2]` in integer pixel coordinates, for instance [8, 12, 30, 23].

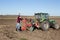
[35, 13, 48, 15]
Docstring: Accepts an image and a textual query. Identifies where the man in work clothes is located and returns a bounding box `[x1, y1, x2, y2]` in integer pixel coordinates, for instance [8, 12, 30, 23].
[16, 15, 22, 31]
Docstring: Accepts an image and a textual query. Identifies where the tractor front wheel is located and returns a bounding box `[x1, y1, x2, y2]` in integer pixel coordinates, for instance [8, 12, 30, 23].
[53, 24, 60, 29]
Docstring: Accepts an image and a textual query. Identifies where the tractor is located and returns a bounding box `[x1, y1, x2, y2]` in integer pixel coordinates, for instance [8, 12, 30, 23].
[30, 13, 60, 31]
[34, 13, 60, 31]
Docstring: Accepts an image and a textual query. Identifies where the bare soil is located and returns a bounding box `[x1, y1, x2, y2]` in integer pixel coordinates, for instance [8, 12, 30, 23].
[0, 16, 60, 40]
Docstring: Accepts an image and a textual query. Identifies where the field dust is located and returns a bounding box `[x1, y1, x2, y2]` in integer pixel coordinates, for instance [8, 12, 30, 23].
[0, 16, 60, 40]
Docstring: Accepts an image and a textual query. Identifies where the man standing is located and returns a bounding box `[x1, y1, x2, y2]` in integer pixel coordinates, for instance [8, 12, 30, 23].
[16, 14, 22, 31]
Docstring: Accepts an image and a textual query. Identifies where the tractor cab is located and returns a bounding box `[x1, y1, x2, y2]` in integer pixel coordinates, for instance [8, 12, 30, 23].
[35, 13, 49, 22]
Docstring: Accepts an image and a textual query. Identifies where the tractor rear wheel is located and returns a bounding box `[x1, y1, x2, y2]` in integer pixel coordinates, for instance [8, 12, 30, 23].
[53, 24, 60, 29]
[41, 21, 50, 31]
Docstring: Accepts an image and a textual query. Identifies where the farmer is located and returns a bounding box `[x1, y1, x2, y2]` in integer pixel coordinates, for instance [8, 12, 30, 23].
[29, 19, 35, 32]
[16, 14, 22, 31]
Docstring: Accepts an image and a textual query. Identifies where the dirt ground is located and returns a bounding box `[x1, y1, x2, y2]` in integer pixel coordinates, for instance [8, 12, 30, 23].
[0, 16, 60, 40]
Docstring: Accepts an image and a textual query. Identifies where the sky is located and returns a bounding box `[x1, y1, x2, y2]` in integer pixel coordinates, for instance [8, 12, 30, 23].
[0, 0, 60, 16]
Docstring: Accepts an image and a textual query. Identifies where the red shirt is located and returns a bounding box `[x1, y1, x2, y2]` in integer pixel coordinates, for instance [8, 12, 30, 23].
[17, 16, 22, 23]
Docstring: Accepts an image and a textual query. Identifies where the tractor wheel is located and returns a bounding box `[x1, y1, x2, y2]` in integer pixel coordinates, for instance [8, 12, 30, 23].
[53, 24, 60, 29]
[41, 21, 50, 31]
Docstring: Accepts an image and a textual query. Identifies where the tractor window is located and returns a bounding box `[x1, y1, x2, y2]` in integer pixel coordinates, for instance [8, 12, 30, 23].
[35, 15, 40, 19]
[40, 14, 49, 19]
[45, 14, 49, 18]
[41, 14, 45, 18]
